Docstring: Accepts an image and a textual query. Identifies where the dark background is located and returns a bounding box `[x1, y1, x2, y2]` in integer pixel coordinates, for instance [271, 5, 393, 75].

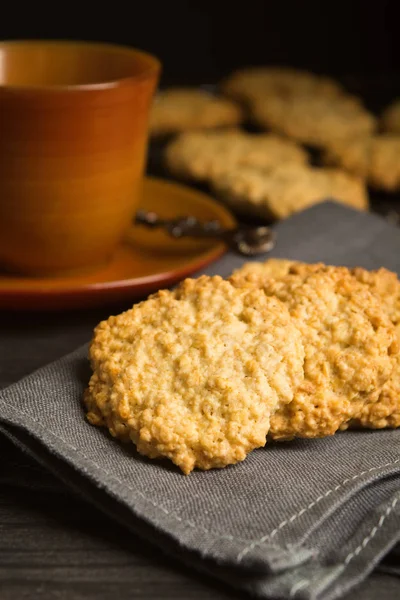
[1, 0, 400, 91]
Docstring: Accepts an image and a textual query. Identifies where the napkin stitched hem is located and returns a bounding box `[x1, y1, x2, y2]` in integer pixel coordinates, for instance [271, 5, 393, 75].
[236, 458, 400, 563]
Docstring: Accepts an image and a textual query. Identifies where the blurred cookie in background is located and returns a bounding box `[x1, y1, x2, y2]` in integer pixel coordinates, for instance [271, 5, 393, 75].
[149, 88, 243, 136]
[324, 134, 400, 192]
[221, 66, 343, 104]
[251, 93, 376, 149]
[381, 99, 400, 134]
[164, 129, 308, 183]
[211, 163, 368, 219]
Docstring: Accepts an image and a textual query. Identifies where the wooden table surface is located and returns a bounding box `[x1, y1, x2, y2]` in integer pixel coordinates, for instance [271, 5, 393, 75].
[1, 308, 399, 600]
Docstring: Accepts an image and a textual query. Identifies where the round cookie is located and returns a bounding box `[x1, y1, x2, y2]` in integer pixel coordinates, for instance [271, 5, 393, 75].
[165, 130, 308, 183]
[381, 99, 400, 134]
[347, 267, 400, 430]
[84, 275, 305, 474]
[324, 266, 400, 431]
[221, 67, 342, 104]
[232, 260, 400, 433]
[149, 88, 242, 136]
[230, 265, 397, 440]
[211, 163, 368, 219]
[251, 94, 376, 149]
[323, 134, 400, 192]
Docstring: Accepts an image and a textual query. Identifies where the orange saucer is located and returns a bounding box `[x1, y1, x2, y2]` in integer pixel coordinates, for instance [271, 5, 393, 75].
[0, 177, 236, 310]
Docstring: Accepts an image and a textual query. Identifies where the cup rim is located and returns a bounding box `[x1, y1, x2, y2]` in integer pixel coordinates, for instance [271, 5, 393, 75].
[0, 39, 161, 91]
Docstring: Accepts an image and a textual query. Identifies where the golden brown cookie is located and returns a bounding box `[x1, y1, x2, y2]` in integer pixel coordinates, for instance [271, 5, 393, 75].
[84, 275, 305, 474]
[230, 265, 397, 440]
[251, 94, 376, 149]
[221, 67, 342, 104]
[281, 266, 400, 433]
[381, 99, 400, 134]
[252, 262, 400, 328]
[164, 130, 308, 183]
[323, 134, 400, 192]
[149, 88, 242, 136]
[211, 163, 368, 219]
[347, 268, 400, 430]
[232, 260, 400, 433]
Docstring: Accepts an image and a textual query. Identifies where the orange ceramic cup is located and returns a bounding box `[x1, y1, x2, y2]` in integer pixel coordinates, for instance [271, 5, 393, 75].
[0, 40, 160, 275]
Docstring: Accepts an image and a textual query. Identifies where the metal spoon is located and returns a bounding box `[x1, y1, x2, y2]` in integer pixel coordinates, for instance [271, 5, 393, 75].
[135, 210, 276, 257]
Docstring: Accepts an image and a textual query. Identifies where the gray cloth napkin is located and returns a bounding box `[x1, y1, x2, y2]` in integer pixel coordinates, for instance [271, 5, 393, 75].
[1, 201, 400, 600]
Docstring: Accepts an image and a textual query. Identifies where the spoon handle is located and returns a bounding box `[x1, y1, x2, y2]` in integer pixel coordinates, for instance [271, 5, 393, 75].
[135, 210, 276, 257]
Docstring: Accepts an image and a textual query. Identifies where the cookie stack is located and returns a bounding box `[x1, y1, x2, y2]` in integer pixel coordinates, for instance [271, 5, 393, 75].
[150, 67, 400, 219]
[84, 261, 400, 474]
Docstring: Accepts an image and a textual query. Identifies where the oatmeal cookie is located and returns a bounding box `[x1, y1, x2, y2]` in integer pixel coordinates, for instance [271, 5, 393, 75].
[233, 260, 400, 433]
[211, 163, 368, 219]
[149, 88, 242, 136]
[230, 265, 397, 440]
[323, 134, 400, 192]
[84, 275, 305, 474]
[235, 260, 400, 329]
[381, 99, 400, 134]
[348, 268, 400, 430]
[221, 67, 342, 104]
[251, 94, 376, 149]
[165, 130, 308, 183]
